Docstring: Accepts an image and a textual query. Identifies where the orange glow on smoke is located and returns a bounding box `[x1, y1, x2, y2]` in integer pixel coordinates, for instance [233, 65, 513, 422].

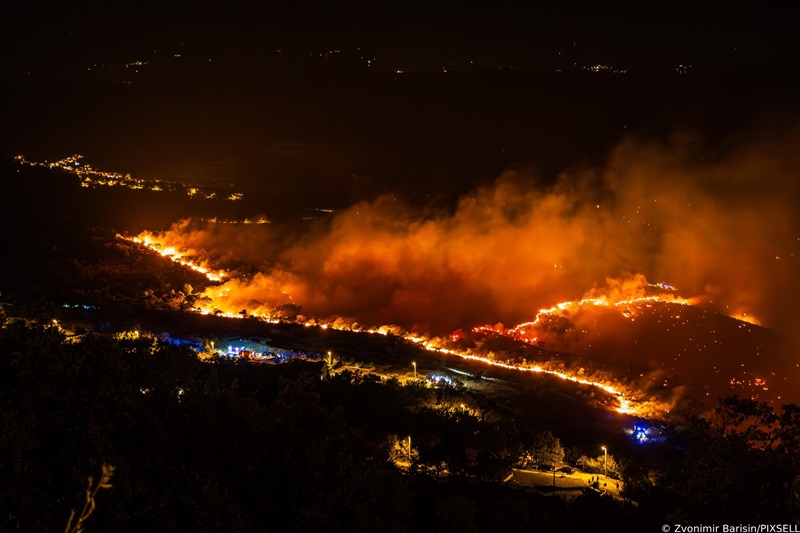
[121, 232, 684, 417]
[117, 120, 800, 418]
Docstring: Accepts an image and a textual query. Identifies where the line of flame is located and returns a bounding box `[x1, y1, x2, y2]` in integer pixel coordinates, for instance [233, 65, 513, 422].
[118, 235, 228, 282]
[481, 292, 700, 345]
[190, 302, 644, 416]
[122, 234, 667, 418]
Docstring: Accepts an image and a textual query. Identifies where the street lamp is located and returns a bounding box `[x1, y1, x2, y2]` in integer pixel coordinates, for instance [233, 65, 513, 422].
[601, 446, 608, 478]
[412, 362, 416, 379]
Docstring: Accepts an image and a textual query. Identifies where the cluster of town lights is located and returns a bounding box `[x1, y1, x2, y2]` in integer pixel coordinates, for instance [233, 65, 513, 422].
[15, 154, 244, 200]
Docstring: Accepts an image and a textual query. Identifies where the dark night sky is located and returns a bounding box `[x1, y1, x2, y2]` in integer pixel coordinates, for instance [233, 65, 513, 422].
[2, 3, 797, 77]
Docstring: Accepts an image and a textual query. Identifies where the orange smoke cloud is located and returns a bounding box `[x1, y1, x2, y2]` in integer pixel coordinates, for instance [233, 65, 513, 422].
[139, 126, 800, 344]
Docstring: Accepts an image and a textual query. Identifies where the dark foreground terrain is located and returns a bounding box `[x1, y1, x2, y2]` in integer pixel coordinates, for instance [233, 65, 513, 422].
[2, 317, 800, 530]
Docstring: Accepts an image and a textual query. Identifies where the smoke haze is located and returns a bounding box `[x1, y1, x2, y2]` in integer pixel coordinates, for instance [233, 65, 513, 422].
[146, 127, 799, 338]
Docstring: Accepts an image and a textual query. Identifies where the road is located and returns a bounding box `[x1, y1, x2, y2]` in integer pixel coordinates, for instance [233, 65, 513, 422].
[508, 468, 624, 501]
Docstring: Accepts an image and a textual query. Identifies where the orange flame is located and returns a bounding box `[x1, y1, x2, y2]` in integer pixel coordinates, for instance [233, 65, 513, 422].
[121, 233, 671, 417]
[119, 234, 228, 282]
[476, 275, 704, 346]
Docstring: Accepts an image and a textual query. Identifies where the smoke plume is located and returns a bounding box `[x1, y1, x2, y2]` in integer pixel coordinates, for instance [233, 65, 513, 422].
[149, 128, 799, 339]
[133, 123, 800, 404]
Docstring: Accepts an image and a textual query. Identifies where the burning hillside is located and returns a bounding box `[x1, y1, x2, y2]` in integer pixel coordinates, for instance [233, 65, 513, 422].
[472, 292, 788, 408]
[118, 230, 785, 418]
[121, 234, 228, 283]
[112, 129, 800, 414]
[120, 130, 799, 335]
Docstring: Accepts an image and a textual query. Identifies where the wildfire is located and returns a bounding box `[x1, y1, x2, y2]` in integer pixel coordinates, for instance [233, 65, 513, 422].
[121, 232, 661, 416]
[401, 336, 642, 416]
[120, 234, 228, 282]
[190, 292, 647, 415]
[205, 216, 271, 224]
[125, 230, 774, 419]
[731, 313, 761, 326]
[475, 277, 703, 346]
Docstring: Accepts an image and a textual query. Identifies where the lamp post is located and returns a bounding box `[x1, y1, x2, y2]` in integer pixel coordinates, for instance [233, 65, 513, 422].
[407, 436, 412, 462]
[412, 362, 416, 379]
[602, 446, 607, 478]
